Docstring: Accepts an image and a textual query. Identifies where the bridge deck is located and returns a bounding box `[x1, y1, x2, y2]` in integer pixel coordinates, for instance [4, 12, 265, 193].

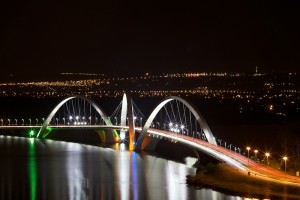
[147, 128, 300, 186]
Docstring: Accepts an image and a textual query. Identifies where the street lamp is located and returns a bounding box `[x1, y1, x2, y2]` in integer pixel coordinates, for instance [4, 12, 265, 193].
[265, 152, 270, 165]
[254, 149, 258, 161]
[283, 156, 288, 174]
[246, 147, 251, 165]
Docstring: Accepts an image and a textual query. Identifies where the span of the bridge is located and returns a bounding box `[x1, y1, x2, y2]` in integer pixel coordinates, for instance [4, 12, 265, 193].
[1, 93, 300, 185]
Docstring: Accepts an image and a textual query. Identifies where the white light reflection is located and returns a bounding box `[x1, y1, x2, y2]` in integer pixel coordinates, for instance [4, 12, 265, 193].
[119, 147, 129, 200]
[166, 160, 180, 200]
[120, 143, 126, 151]
[66, 142, 87, 200]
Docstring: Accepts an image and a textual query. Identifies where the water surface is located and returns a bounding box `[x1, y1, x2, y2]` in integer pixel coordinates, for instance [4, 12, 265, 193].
[0, 136, 244, 200]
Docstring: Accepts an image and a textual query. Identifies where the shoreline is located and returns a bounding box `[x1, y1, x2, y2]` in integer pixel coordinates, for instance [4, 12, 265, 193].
[186, 163, 300, 199]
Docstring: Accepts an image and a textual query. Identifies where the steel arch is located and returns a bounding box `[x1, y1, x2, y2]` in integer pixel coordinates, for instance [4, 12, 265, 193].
[37, 95, 113, 138]
[135, 96, 217, 150]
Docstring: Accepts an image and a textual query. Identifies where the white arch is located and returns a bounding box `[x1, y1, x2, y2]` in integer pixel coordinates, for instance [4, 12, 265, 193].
[37, 95, 113, 138]
[135, 96, 217, 151]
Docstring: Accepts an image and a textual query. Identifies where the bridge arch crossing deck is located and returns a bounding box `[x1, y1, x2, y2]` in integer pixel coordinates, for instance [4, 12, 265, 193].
[36, 95, 116, 139]
[135, 96, 217, 151]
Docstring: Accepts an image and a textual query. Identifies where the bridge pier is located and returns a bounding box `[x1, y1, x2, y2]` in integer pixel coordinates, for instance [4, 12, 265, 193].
[121, 92, 135, 151]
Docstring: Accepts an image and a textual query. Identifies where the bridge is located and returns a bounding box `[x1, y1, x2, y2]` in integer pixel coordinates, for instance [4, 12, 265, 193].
[1, 93, 300, 185]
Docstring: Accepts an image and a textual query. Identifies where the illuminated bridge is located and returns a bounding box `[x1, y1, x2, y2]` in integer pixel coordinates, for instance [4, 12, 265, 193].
[1, 93, 300, 184]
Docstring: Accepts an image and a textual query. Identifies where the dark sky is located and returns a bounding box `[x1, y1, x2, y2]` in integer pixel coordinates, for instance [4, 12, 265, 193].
[0, 0, 300, 79]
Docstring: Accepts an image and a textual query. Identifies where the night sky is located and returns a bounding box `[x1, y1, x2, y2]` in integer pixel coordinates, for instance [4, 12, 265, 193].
[0, 0, 300, 79]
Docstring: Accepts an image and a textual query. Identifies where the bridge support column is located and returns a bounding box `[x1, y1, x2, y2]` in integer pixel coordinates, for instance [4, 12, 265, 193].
[121, 92, 135, 151]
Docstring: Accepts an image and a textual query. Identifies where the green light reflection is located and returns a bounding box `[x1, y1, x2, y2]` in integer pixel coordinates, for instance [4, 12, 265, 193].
[29, 130, 35, 137]
[29, 138, 37, 200]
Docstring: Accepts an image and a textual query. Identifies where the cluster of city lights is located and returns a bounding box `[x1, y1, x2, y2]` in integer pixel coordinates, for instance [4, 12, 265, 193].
[0, 72, 299, 104]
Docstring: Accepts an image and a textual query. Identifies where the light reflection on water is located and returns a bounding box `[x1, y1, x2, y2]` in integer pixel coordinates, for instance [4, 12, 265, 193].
[0, 136, 246, 200]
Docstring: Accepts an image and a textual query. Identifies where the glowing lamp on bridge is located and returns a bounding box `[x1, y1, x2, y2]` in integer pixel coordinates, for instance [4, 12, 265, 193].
[283, 156, 288, 174]
[254, 149, 258, 161]
[265, 152, 270, 165]
[246, 146, 251, 165]
[120, 131, 126, 141]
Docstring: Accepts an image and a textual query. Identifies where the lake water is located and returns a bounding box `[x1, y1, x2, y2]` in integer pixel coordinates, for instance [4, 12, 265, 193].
[0, 136, 248, 200]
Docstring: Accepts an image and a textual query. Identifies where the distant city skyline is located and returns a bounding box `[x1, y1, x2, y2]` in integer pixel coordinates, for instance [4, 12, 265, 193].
[1, 1, 299, 79]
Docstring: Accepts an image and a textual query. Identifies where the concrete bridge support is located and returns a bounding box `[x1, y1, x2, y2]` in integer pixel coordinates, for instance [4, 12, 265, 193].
[121, 92, 135, 151]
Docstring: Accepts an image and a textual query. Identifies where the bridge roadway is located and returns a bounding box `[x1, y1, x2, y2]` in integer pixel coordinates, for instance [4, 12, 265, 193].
[145, 128, 300, 186]
[0, 125, 130, 130]
[1, 125, 300, 185]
